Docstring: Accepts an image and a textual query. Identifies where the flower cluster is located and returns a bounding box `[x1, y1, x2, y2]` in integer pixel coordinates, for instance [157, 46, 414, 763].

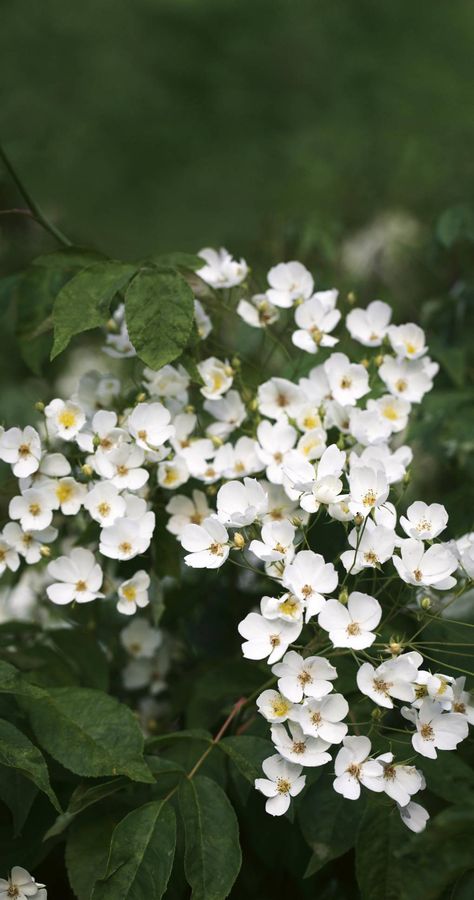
[0, 249, 472, 834]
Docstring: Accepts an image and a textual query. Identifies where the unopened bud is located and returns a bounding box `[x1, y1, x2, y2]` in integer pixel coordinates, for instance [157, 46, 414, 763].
[233, 533, 246, 550]
[353, 513, 364, 527]
[92, 434, 101, 449]
[81, 464, 94, 477]
[224, 365, 234, 377]
[206, 484, 218, 496]
[347, 291, 356, 305]
[403, 470, 411, 485]
[388, 639, 403, 655]
[248, 398, 259, 412]
[338, 587, 349, 604]
[420, 596, 431, 610]
[211, 435, 223, 448]
[231, 356, 241, 370]
[135, 392, 146, 403]
[184, 405, 195, 414]
[360, 358, 369, 369]
[371, 707, 383, 720]
[106, 318, 119, 333]
[40, 545, 51, 558]
[34, 401, 45, 413]
[374, 355, 384, 367]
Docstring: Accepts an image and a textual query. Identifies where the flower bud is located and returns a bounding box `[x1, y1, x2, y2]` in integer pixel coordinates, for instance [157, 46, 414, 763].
[233, 533, 246, 550]
[353, 513, 364, 527]
[388, 639, 403, 655]
[106, 318, 119, 333]
[360, 358, 369, 369]
[81, 464, 94, 477]
[211, 435, 223, 448]
[184, 405, 195, 414]
[34, 401, 45, 413]
[231, 356, 241, 370]
[374, 355, 384, 367]
[206, 484, 218, 496]
[224, 365, 234, 377]
[248, 398, 259, 412]
[40, 545, 51, 558]
[403, 470, 411, 485]
[338, 587, 349, 604]
[420, 596, 431, 610]
[347, 291, 356, 305]
[371, 707, 383, 720]
[135, 392, 147, 403]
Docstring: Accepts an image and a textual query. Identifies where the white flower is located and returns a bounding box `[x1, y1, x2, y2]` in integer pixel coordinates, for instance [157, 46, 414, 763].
[402, 699, 469, 759]
[379, 356, 438, 403]
[292, 296, 341, 354]
[216, 478, 268, 527]
[127, 402, 174, 451]
[51, 477, 88, 515]
[256, 689, 295, 723]
[324, 353, 370, 406]
[197, 357, 233, 399]
[83, 481, 127, 526]
[0, 867, 46, 900]
[271, 651, 337, 702]
[261, 482, 306, 526]
[368, 394, 411, 434]
[451, 677, 474, 723]
[181, 517, 229, 568]
[255, 753, 306, 816]
[2, 522, 56, 565]
[204, 390, 246, 440]
[393, 539, 457, 590]
[94, 443, 149, 491]
[0, 426, 41, 477]
[143, 363, 189, 400]
[266, 261, 314, 308]
[157, 457, 189, 490]
[348, 465, 389, 518]
[350, 444, 412, 485]
[318, 592, 381, 649]
[340, 522, 396, 573]
[237, 294, 279, 328]
[271, 722, 332, 767]
[44, 398, 86, 440]
[283, 444, 346, 512]
[214, 437, 261, 479]
[99, 512, 155, 560]
[104, 304, 135, 358]
[282, 550, 338, 619]
[376, 752, 424, 806]
[398, 801, 429, 833]
[299, 364, 331, 406]
[356, 656, 418, 709]
[46, 548, 103, 605]
[257, 377, 306, 421]
[197, 247, 248, 288]
[238, 614, 302, 663]
[9, 488, 56, 532]
[333, 735, 383, 800]
[120, 617, 162, 658]
[249, 520, 296, 563]
[296, 427, 327, 461]
[260, 593, 304, 624]
[0, 535, 20, 575]
[400, 501, 448, 541]
[292, 693, 349, 744]
[455, 532, 474, 579]
[387, 323, 427, 360]
[117, 570, 151, 615]
[346, 299, 392, 346]
[165, 490, 211, 536]
[348, 408, 392, 446]
[76, 409, 127, 454]
[194, 298, 212, 338]
[256, 420, 297, 484]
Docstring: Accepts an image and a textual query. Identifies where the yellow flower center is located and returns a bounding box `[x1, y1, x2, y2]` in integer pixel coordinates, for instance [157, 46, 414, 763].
[58, 409, 77, 429]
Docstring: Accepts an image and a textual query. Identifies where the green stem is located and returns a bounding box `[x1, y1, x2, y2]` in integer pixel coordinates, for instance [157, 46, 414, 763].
[0, 142, 72, 247]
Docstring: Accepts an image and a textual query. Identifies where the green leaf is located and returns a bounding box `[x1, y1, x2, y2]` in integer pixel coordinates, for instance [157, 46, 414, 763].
[398, 806, 474, 900]
[149, 252, 205, 271]
[66, 812, 118, 900]
[51, 260, 137, 358]
[33, 247, 108, 268]
[298, 775, 365, 877]
[355, 801, 410, 900]
[44, 778, 128, 840]
[146, 729, 212, 752]
[14, 267, 72, 374]
[219, 735, 273, 784]
[0, 766, 38, 836]
[421, 753, 474, 805]
[125, 268, 195, 370]
[91, 801, 176, 900]
[23, 686, 154, 783]
[179, 775, 241, 900]
[0, 658, 45, 699]
[0, 718, 59, 812]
